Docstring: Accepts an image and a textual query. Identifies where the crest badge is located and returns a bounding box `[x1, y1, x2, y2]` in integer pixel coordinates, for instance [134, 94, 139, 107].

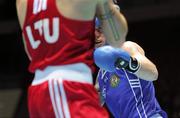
[110, 74, 120, 88]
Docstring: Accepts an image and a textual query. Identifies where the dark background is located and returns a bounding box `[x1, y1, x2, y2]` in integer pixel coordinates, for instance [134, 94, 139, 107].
[0, 0, 180, 117]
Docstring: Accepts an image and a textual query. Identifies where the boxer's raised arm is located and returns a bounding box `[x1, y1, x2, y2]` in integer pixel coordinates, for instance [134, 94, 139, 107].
[96, 0, 128, 47]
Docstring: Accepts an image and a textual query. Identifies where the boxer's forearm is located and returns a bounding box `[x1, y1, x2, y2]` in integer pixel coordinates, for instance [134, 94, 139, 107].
[132, 54, 158, 81]
[96, 1, 128, 47]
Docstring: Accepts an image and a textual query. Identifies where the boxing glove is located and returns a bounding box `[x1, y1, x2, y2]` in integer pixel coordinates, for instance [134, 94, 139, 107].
[94, 46, 131, 72]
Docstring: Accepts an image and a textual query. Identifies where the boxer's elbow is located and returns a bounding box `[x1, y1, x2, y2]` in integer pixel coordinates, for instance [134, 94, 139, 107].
[148, 65, 159, 81]
[138, 64, 159, 81]
[150, 67, 158, 81]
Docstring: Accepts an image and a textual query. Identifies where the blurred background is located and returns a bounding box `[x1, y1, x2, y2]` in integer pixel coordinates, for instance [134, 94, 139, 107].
[0, 0, 180, 117]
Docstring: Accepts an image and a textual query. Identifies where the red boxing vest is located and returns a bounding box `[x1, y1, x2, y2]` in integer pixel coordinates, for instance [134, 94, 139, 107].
[22, 0, 96, 73]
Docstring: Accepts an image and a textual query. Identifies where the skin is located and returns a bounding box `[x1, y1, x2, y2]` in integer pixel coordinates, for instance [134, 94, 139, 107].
[95, 28, 106, 48]
[121, 41, 158, 81]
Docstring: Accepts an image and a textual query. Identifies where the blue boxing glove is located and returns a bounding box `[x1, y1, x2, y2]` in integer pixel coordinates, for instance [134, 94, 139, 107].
[94, 46, 131, 72]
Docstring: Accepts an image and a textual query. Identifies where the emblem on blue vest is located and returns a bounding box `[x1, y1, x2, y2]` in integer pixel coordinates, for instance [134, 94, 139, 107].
[110, 74, 120, 87]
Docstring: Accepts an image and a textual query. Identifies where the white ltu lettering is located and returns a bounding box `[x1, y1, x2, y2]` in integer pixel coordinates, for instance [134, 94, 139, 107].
[26, 26, 41, 49]
[33, 0, 47, 14]
[25, 17, 60, 49]
[43, 18, 59, 44]
[34, 20, 43, 35]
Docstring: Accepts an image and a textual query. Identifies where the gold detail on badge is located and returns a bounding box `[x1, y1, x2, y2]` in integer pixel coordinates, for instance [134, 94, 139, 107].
[110, 74, 120, 88]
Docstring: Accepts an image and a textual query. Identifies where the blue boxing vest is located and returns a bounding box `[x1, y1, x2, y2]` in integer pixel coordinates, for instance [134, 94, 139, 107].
[97, 69, 167, 118]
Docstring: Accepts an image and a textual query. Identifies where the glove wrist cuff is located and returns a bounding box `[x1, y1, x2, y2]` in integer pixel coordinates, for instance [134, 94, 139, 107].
[125, 57, 140, 73]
